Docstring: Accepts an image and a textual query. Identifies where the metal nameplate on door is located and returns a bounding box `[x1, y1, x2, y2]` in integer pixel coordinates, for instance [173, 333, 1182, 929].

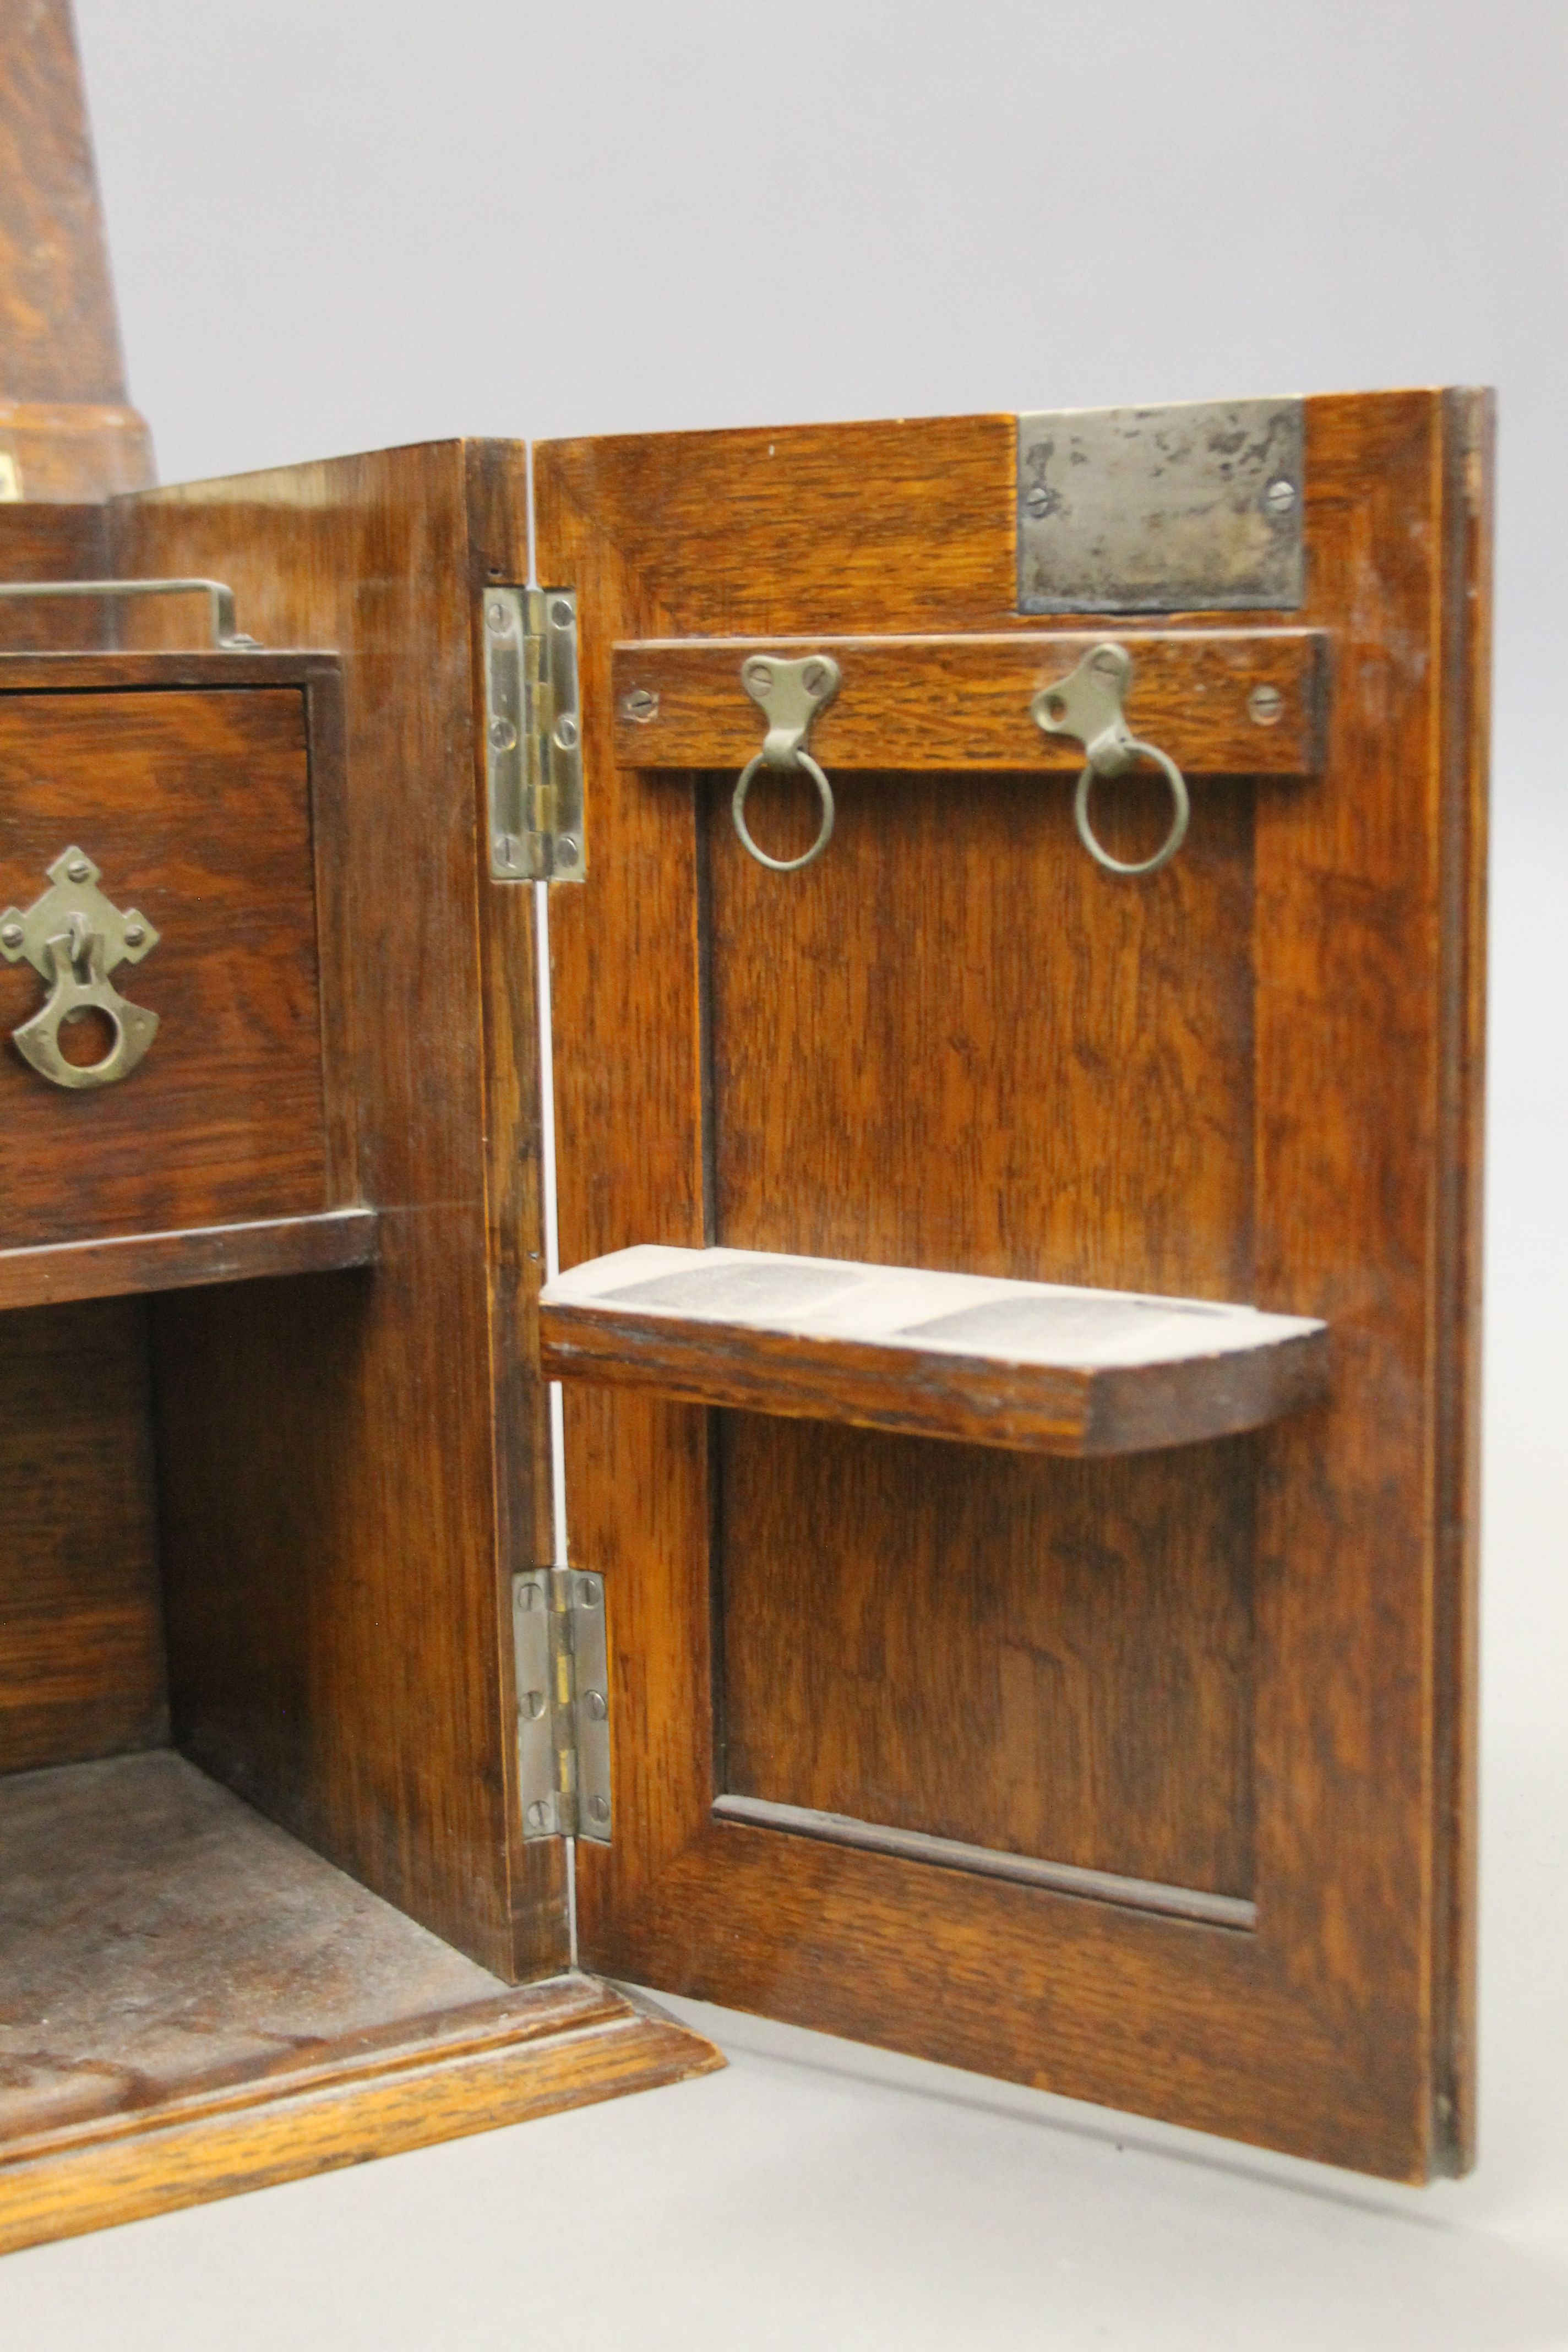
[1017, 398, 1305, 614]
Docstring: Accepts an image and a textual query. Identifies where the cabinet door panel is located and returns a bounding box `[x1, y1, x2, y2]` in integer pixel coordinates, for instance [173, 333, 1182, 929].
[537, 393, 1488, 2180]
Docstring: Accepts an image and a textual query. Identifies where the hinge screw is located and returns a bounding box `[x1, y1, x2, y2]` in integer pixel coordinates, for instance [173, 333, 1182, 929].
[580, 1576, 602, 1606]
[526, 1801, 550, 1831]
[582, 1689, 608, 1721]
[622, 688, 658, 723]
[1262, 478, 1297, 516]
[521, 1690, 546, 1719]
[66, 856, 90, 883]
[489, 717, 518, 751]
[123, 922, 146, 948]
[1248, 684, 1284, 726]
[556, 836, 579, 869]
[487, 600, 511, 634]
[553, 715, 579, 752]
[587, 1795, 611, 1824]
[1023, 483, 1053, 519]
[1, 922, 21, 951]
[494, 833, 519, 869]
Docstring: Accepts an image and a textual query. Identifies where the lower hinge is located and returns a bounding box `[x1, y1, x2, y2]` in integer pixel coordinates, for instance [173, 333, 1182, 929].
[514, 1566, 612, 1843]
[483, 586, 585, 883]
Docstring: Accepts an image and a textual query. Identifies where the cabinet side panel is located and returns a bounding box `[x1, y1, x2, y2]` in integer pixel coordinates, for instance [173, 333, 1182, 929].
[118, 444, 567, 1979]
[0, 1298, 165, 1772]
[0, 506, 165, 1774]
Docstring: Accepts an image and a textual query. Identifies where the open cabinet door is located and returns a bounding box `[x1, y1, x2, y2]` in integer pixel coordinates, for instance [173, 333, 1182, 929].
[536, 393, 1489, 2182]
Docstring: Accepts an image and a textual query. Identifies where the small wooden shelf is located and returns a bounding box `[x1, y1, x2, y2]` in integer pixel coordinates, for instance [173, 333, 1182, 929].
[0, 1206, 378, 1312]
[540, 1246, 1330, 1457]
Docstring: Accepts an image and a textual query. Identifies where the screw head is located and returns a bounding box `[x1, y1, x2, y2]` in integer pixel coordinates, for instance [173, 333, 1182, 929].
[549, 596, 573, 631]
[553, 714, 579, 752]
[494, 832, 519, 869]
[579, 1576, 602, 1608]
[521, 1690, 546, 1720]
[587, 1795, 611, 1823]
[516, 1580, 541, 1611]
[556, 835, 579, 868]
[1262, 478, 1297, 516]
[66, 857, 90, 882]
[487, 600, 511, 634]
[1248, 683, 1284, 726]
[123, 922, 145, 948]
[526, 1801, 550, 1830]
[582, 1689, 608, 1722]
[622, 687, 658, 723]
[802, 659, 830, 696]
[489, 716, 518, 751]
[1023, 483, 1053, 519]
[1, 922, 22, 951]
[745, 661, 774, 694]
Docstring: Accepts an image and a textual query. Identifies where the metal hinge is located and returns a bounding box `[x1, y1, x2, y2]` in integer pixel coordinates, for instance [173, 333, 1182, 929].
[483, 586, 585, 882]
[513, 1567, 611, 1843]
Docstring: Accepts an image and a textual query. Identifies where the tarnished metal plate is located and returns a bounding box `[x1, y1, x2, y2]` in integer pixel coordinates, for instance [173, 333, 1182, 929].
[1017, 399, 1304, 613]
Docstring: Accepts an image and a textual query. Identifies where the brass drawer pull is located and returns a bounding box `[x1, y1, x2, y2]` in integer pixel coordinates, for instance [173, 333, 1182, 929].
[1, 848, 160, 1091]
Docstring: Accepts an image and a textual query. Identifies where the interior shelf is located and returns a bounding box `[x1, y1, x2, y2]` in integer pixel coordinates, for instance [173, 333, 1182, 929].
[0, 1749, 718, 2252]
[0, 1206, 377, 1311]
[540, 1246, 1329, 1457]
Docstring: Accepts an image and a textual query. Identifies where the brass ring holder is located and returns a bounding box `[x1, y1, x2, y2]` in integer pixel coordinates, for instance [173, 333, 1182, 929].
[1033, 643, 1190, 878]
[733, 654, 841, 873]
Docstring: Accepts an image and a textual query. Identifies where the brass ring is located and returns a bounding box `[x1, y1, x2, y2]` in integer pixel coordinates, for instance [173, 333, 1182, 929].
[732, 751, 836, 872]
[1074, 741, 1190, 877]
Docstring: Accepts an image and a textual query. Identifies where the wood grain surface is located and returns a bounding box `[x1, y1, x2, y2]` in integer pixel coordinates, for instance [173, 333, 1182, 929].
[0, 677, 335, 1248]
[0, 513, 166, 1787]
[0, 1752, 721, 2257]
[115, 444, 564, 1983]
[612, 629, 1326, 774]
[0, 399, 153, 502]
[541, 1246, 1329, 1455]
[0, 2, 154, 495]
[0, 1298, 164, 1777]
[537, 391, 1490, 2180]
[0, 1205, 377, 1310]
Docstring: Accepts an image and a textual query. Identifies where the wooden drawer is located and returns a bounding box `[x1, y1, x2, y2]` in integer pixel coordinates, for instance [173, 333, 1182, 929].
[0, 651, 367, 1297]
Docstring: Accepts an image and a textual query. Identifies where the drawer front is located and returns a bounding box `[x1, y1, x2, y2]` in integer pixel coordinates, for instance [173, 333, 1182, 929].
[0, 687, 328, 1248]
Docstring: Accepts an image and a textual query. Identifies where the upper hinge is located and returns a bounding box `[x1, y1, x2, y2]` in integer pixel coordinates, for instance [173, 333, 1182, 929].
[483, 586, 585, 882]
[513, 1566, 611, 1843]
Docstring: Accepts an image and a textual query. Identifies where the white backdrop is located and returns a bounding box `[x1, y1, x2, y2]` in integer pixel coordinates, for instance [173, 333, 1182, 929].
[7, 6, 1566, 2345]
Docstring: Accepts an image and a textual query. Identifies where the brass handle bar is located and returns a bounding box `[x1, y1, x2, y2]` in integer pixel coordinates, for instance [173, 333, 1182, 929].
[0, 578, 258, 650]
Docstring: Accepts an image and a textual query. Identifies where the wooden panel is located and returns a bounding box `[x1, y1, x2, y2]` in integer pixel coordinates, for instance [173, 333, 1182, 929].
[0, 1299, 164, 1774]
[0, 679, 332, 1248]
[114, 443, 564, 1981]
[0, 503, 108, 644]
[0, 0, 128, 404]
[613, 629, 1326, 774]
[0, 1206, 377, 1310]
[0, 400, 153, 502]
[0, 508, 165, 1783]
[0, 3, 154, 497]
[542, 1245, 1328, 1455]
[538, 389, 1489, 2180]
[0, 1753, 721, 2258]
[720, 1417, 1257, 1896]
